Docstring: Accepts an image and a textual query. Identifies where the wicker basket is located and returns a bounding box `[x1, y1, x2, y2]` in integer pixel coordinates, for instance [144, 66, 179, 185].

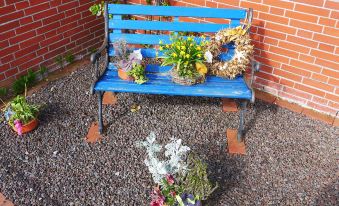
[170, 68, 205, 86]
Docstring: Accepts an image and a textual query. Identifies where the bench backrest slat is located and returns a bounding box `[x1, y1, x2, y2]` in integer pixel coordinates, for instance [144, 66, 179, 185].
[109, 33, 172, 45]
[108, 46, 235, 62]
[107, 4, 246, 19]
[109, 19, 239, 32]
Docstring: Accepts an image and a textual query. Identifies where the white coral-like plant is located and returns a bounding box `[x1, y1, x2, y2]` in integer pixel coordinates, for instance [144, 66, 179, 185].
[136, 132, 190, 184]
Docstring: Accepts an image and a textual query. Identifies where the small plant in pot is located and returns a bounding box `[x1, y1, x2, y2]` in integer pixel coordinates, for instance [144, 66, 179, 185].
[113, 39, 145, 81]
[159, 34, 211, 86]
[2, 95, 40, 135]
[136, 132, 217, 206]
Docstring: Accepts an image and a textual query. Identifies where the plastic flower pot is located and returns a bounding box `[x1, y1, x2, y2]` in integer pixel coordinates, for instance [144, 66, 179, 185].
[12, 119, 38, 135]
[118, 68, 134, 81]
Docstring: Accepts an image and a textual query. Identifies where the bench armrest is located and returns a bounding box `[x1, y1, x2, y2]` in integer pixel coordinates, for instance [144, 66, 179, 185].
[250, 59, 260, 86]
[90, 39, 108, 65]
[245, 59, 260, 103]
[90, 2, 109, 94]
[90, 2, 109, 65]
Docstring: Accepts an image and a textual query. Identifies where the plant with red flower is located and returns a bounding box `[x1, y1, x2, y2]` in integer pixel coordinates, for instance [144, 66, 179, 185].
[166, 174, 175, 185]
[150, 187, 165, 206]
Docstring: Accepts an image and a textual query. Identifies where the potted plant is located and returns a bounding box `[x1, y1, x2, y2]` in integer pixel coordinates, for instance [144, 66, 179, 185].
[113, 39, 144, 81]
[2, 95, 39, 135]
[136, 132, 217, 206]
[159, 34, 211, 85]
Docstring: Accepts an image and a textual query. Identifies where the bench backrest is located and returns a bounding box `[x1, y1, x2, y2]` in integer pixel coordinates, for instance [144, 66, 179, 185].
[104, 4, 252, 67]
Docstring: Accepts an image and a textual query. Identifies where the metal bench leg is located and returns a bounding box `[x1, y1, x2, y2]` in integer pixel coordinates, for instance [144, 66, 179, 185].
[237, 100, 248, 142]
[98, 91, 104, 134]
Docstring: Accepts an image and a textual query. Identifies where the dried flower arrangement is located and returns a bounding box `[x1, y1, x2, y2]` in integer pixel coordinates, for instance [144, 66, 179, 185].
[136, 132, 217, 206]
[206, 25, 254, 79]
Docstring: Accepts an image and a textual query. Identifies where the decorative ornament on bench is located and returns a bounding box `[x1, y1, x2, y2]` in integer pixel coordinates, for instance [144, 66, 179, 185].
[113, 39, 148, 84]
[136, 132, 218, 206]
[159, 34, 209, 86]
[2, 95, 40, 135]
[207, 24, 254, 79]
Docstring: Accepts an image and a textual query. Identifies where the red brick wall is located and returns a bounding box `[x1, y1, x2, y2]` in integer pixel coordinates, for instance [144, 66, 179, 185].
[129, 0, 339, 116]
[0, 0, 104, 87]
[1, 0, 338, 117]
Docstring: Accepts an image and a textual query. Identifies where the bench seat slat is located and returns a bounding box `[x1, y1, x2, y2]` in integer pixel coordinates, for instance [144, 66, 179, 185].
[109, 20, 238, 32]
[108, 4, 246, 19]
[106, 64, 245, 83]
[94, 66, 252, 99]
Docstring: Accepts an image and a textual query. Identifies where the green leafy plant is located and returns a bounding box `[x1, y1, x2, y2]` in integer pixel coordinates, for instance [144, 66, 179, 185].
[3, 95, 39, 127]
[0, 87, 8, 97]
[127, 64, 148, 84]
[65, 53, 75, 64]
[159, 33, 208, 78]
[38, 66, 48, 78]
[89, 1, 123, 17]
[161, 0, 170, 6]
[55, 55, 64, 69]
[12, 70, 36, 94]
[182, 154, 218, 201]
[89, 1, 105, 16]
[143, 44, 153, 49]
[90, 48, 97, 54]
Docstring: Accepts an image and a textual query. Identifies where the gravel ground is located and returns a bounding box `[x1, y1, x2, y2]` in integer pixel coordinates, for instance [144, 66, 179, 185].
[0, 63, 337, 206]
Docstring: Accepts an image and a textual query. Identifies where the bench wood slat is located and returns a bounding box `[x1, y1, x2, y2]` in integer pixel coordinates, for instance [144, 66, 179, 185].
[109, 33, 170, 45]
[106, 64, 247, 84]
[94, 69, 252, 99]
[108, 47, 235, 61]
[108, 4, 247, 19]
[103, 72, 247, 86]
[109, 19, 239, 32]
[107, 63, 243, 80]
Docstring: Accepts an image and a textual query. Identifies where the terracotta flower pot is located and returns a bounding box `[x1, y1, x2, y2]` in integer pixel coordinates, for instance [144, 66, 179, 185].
[12, 119, 38, 134]
[118, 68, 134, 81]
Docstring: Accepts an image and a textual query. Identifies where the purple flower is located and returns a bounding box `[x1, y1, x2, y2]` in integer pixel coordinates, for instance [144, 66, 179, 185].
[116, 53, 142, 72]
[180, 193, 200, 206]
[14, 119, 23, 136]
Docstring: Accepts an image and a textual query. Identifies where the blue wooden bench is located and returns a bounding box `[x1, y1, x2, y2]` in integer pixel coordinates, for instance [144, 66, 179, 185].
[90, 3, 259, 142]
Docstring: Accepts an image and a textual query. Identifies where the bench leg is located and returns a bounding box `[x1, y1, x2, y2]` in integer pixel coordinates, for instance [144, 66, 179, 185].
[98, 91, 104, 134]
[237, 100, 248, 142]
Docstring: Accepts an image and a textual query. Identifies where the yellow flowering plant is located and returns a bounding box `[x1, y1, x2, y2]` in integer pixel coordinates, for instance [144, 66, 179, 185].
[159, 33, 208, 78]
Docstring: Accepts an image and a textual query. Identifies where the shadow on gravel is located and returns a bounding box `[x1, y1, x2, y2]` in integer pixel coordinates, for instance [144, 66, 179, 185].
[143, 95, 220, 107]
[38, 103, 68, 122]
[243, 100, 278, 137]
[314, 179, 338, 205]
[187, 140, 246, 206]
[205, 152, 245, 206]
